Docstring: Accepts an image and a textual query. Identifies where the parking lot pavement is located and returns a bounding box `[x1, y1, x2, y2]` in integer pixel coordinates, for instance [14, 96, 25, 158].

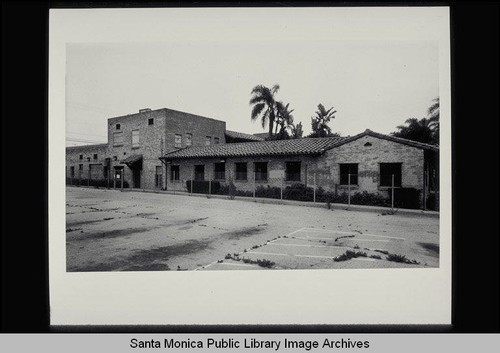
[65, 187, 439, 271]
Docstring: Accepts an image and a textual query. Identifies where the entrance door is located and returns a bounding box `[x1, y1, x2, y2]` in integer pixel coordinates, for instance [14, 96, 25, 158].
[133, 168, 141, 188]
[194, 165, 205, 181]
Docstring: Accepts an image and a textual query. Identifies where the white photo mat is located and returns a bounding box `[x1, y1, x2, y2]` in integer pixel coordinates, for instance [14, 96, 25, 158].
[49, 7, 452, 325]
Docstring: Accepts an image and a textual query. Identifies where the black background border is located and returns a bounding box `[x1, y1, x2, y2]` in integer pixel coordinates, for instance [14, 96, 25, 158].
[2, 1, 498, 333]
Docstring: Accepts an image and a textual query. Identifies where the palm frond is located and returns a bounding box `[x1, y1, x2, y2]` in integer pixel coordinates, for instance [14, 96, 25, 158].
[250, 103, 265, 120]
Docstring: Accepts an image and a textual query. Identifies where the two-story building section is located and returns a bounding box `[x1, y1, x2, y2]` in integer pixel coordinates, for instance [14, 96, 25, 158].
[66, 108, 228, 190]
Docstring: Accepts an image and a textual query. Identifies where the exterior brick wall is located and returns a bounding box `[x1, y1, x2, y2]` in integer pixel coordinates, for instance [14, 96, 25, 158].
[316, 135, 424, 200]
[66, 108, 226, 190]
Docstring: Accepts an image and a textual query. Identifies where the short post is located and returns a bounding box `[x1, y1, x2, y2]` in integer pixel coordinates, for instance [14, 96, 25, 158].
[209, 178, 212, 197]
[348, 173, 351, 208]
[70, 174, 73, 186]
[121, 170, 124, 191]
[190, 171, 193, 195]
[107, 168, 110, 189]
[113, 170, 116, 189]
[391, 174, 395, 212]
[88, 168, 90, 187]
[313, 172, 316, 203]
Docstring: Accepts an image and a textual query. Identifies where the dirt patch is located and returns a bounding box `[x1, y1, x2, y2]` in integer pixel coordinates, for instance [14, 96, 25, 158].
[70, 227, 155, 241]
[223, 226, 266, 240]
[68, 239, 211, 272]
[127, 239, 212, 262]
[417, 242, 439, 257]
[66, 219, 106, 227]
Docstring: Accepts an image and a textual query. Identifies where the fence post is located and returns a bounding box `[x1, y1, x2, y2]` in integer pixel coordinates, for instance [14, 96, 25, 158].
[348, 173, 351, 208]
[391, 174, 394, 212]
[253, 169, 256, 200]
[280, 176, 283, 201]
[190, 170, 193, 195]
[121, 170, 124, 191]
[113, 170, 116, 189]
[209, 177, 212, 197]
[313, 172, 316, 203]
[88, 168, 90, 187]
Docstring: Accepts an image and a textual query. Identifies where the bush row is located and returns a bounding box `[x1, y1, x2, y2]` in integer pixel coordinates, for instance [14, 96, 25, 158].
[66, 178, 129, 188]
[185, 180, 423, 209]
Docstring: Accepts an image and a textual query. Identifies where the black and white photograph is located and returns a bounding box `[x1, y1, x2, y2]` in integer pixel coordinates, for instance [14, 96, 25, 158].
[64, 40, 440, 272]
[49, 7, 452, 325]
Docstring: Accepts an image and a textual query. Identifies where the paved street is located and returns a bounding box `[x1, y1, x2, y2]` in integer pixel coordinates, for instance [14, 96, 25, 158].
[66, 187, 439, 271]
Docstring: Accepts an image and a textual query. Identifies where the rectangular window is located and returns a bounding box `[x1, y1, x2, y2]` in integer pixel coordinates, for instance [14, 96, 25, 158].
[214, 163, 225, 180]
[205, 136, 211, 146]
[380, 163, 402, 187]
[254, 162, 268, 181]
[93, 154, 98, 160]
[79, 154, 83, 160]
[214, 137, 220, 144]
[186, 133, 192, 146]
[170, 165, 180, 181]
[339, 163, 358, 185]
[116, 123, 121, 130]
[286, 162, 301, 181]
[175, 134, 182, 148]
[235, 163, 247, 181]
[132, 130, 140, 148]
[148, 118, 154, 125]
[113, 132, 124, 146]
[194, 165, 205, 181]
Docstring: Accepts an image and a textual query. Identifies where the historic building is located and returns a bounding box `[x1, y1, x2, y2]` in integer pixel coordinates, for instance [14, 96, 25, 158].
[66, 108, 439, 209]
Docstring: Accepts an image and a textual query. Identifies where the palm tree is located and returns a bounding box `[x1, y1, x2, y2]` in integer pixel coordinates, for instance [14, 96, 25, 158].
[392, 117, 438, 145]
[290, 121, 303, 139]
[309, 103, 336, 138]
[249, 84, 280, 138]
[427, 97, 439, 143]
[274, 101, 295, 139]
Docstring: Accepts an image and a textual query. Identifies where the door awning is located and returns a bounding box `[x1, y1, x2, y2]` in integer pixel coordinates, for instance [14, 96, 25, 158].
[121, 154, 143, 167]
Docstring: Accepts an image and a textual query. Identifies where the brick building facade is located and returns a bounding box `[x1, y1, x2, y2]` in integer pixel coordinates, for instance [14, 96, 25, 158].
[66, 108, 439, 209]
[161, 130, 439, 208]
[66, 108, 227, 190]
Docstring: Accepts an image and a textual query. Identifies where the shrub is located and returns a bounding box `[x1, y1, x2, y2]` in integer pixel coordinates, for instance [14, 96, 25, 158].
[186, 180, 221, 194]
[392, 188, 421, 209]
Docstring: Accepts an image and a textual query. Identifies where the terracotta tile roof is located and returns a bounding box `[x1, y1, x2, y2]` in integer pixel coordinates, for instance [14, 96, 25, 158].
[338, 129, 440, 152]
[161, 130, 439, 161]
[162, 136, 346, 160]
[225, 130, 265, 142]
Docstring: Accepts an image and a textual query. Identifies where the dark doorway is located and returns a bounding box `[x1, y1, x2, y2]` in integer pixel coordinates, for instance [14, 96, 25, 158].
[133, 168, 141, 188]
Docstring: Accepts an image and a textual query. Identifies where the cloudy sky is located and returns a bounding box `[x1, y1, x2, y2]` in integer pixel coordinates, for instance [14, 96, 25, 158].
[66, 37, 439, 147]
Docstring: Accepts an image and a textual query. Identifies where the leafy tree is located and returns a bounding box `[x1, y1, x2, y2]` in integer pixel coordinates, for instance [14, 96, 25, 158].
[308, 104, 337, 138]
[392, 98, 439, 145]
[249, 84, 280, 138]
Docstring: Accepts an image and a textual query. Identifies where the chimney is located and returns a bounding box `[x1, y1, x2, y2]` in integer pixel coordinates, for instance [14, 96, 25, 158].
[139, 108, 152, 113]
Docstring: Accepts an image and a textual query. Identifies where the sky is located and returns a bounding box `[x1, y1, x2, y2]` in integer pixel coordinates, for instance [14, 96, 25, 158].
[66, 40, 439, 146]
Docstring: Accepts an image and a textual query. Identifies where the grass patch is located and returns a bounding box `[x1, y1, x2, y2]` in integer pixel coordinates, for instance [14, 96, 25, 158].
[369, 254, 382, 260]
[386, 253, 420, 265]
[374, 249, 389, 255]
[333, 250, 368, 262]
[334, 235, 355, 242]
